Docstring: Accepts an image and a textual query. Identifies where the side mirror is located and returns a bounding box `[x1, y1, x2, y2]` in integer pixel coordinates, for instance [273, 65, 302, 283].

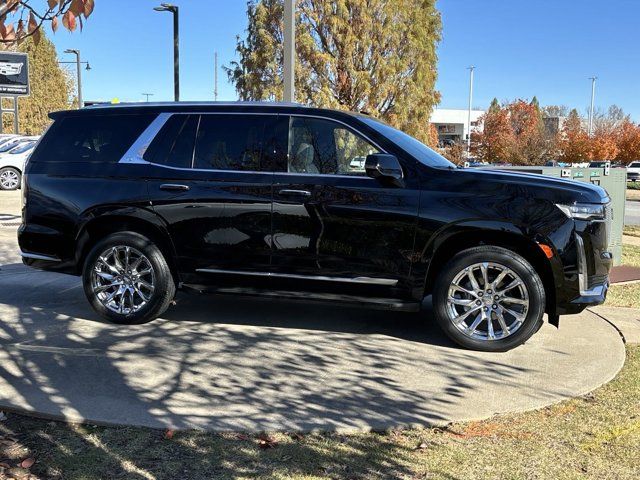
[365, 153, 404, 186]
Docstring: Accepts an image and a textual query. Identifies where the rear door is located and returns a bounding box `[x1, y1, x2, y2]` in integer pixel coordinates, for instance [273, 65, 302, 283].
[146, 113, 283, 283]
[270, 115, 419, 293]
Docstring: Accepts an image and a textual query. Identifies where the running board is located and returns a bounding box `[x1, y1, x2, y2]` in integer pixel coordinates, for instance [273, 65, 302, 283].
[180, 284, 421, 312]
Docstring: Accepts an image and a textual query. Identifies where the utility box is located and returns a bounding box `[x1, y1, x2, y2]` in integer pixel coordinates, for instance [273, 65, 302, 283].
[484, 166, 626, 266]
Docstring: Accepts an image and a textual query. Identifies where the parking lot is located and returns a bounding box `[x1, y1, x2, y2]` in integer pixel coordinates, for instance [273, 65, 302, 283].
[0, 189, 626, 431]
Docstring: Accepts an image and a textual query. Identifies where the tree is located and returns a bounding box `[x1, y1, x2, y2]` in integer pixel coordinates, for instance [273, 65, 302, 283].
[472, 99, 513, 163]
[559, 109, 590, 163]
[615, 120, 640, 164]
[0, 1, 95, 45]
[427, 123, 438, 148]
[473, 98, 548, 165]
[2, 31, 74, 134]
[228, 0, 442, 143]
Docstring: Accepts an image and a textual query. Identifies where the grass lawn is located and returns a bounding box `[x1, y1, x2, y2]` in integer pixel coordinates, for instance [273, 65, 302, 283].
[0, 346, 637, 479]
[606, 244, 640, 309]
[624, 225, 640, 238]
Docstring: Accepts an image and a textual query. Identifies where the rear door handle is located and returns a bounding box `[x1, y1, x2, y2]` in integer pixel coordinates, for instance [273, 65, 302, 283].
[278, 189, 311, 198]
[160, 184, 190, 192]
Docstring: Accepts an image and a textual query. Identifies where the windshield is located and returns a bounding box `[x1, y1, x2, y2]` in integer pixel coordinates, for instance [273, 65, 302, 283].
[10, 141, 35, 154]
[360, 116, 455, 169]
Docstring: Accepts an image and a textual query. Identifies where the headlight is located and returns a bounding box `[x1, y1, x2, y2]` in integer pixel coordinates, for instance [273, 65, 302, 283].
[555, 203, 605, 221]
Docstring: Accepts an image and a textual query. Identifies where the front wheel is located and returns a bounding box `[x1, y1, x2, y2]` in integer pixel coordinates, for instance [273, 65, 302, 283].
[432, 246, 546, 352]
[82, 232, 176, 324]
[0, 167, 21, 190]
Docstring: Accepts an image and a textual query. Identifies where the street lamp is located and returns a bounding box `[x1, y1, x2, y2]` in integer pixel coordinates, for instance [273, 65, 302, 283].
[154, 3, 180, 102]
[64, 49, 85, 108]
[466, 66, 475, 154]
[283, 0, 295, 102]
[588, 76, 597, 137]
[142, 93, 154, 102]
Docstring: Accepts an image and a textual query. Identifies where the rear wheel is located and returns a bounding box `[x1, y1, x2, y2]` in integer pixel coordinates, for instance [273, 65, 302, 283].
[433, 246, 545, 352]
[82, 232, 176, 324]
[0, 167, 20, 190]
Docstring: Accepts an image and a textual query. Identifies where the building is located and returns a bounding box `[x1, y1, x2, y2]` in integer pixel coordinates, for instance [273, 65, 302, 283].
[430, 108, 485, 146]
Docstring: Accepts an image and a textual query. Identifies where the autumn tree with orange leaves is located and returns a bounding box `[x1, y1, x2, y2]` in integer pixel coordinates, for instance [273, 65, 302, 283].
[0, 0, 94, 46]
[615, 120, 640, 164]
[558, 109, 591, 163]
[473, 98, 552, 165]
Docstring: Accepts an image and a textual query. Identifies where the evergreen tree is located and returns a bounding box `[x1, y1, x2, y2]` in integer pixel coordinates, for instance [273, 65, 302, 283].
[228, 0, 442, 143]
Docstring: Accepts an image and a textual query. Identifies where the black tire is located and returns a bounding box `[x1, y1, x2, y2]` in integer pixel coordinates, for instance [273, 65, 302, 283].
[432, 246, 545, 352]
[82, 232, 176, 324]
[0, 167, 21, 190]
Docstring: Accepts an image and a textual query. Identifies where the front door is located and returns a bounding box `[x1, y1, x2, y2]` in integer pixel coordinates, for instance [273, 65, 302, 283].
[146, 113, 283, 283]
[270, 115, 419, 294]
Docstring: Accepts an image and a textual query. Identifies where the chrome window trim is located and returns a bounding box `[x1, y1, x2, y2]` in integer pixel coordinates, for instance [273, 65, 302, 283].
[195, 268, 398, 286]
[119, 112, 172, 165]
[118, 111, 386, 178]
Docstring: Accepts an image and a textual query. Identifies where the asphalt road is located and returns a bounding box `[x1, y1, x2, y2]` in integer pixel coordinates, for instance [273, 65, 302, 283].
[626, 200, 640, 226]
[0, 189, 626, 431]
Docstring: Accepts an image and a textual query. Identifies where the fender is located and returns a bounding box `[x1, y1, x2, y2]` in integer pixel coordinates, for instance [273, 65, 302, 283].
[414, 219, 564, 311]
[74, 204, 179, 272]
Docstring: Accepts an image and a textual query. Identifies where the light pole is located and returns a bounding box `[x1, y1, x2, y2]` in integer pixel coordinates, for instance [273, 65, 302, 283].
[467, 66, 475, 154]
[154, 3, 180, 102]
[588, 76, 597, 137]
[283, 0, 295, 103]
[142, 93, 154, 102]
[64, 49, 85, 108]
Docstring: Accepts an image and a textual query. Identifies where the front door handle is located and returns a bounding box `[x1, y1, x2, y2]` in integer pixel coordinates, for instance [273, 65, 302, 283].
[160, 184, 190, 192]
[278, 189, 311, 198]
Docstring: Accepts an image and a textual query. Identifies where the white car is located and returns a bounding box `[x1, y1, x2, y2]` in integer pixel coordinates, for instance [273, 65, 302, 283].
[0, 62, 23, 76]
[627, 161, 640, 182]
[0, 139, 38, 190]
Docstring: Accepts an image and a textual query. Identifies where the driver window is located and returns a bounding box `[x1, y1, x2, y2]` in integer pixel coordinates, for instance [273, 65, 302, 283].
[288, 117, 379, 175]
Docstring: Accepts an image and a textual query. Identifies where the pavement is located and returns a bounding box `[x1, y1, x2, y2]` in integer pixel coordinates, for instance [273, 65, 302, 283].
[0, 192, 629, 433]
[626, 199, 640, 225]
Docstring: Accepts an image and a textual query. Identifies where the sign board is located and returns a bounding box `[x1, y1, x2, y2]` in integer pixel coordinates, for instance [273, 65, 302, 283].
[0, 52, 29, 96]
[561, 169, 571, 178]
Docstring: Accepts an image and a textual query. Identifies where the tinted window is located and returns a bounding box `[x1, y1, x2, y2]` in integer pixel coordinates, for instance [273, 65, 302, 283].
[288, 117, 379, 175]
[193, 115, 267, 171]
[144, 114, 198, 168]
[0, 139, 20, 153]
[360, 116, 455, 169]
[35, 114, 155, 163]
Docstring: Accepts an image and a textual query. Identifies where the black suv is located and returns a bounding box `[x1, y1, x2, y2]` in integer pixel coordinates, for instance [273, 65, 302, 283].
[19, 103, 612, 351]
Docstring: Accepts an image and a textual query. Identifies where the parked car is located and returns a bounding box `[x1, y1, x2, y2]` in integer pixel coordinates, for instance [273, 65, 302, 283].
[0, 137, 38, 190]
[627, 161, 640, 182]
[588, 161, 609, 168]
[19, 103, 612, 352]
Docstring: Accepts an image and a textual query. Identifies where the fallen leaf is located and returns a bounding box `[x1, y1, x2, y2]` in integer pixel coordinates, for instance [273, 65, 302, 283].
[257, 434, 278, 449]
[164, 429, 174, 440]
[235, 433, 250, 441]
[20, 457, 35, 469]
[416, 442, 429, 450]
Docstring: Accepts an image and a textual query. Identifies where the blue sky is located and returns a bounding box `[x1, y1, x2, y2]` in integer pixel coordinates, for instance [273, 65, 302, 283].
[48, 0, 639, 120]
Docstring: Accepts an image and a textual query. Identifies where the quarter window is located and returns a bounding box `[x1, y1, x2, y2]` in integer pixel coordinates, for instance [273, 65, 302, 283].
[288, 117, 379, 175]
[193, 115, 266, 171]
[144, 114, 198, 169]
[35, 114, 156, 163]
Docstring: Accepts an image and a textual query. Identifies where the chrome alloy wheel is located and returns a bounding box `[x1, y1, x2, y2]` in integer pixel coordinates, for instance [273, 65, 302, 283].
[91, 246, 155, 315]
[0, 169, 19, 190]
[445, 262, 529, 341]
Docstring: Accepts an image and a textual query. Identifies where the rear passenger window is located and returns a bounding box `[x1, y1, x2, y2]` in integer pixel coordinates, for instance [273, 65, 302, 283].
[193, 115, 266, 171]
[144, 115, 198, 168]
[36, 114, 155, 163]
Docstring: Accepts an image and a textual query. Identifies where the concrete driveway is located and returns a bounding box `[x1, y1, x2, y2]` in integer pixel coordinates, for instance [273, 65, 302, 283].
[0, 213, 626, 432]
